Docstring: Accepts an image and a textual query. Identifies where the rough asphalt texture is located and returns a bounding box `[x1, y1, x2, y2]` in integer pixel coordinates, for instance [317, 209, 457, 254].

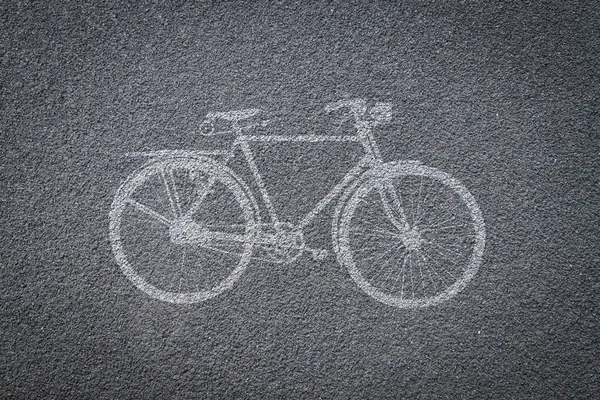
[1, 1, 598, 398]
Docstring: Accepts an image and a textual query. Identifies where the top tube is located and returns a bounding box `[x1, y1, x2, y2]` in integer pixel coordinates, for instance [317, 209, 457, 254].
[237, 134, 360, 143]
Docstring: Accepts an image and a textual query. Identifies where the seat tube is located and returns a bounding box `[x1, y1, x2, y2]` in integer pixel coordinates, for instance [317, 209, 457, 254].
[239, 139, 280, 225]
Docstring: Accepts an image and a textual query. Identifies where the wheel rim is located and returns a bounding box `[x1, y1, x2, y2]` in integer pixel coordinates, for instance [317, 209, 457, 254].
[109, 158, 256, 304]
[337, 164, 485, 308]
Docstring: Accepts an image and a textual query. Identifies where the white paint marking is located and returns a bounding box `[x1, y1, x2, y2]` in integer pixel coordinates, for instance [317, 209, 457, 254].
[110, 99, 486, 308]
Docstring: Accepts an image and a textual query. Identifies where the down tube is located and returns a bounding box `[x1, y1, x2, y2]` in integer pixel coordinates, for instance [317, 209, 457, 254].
[299, 158, 372, 229]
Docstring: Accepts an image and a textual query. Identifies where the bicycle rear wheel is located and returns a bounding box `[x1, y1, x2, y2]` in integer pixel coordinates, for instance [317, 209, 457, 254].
[336, 163, 485, 308]
[109, 157, 257, 304]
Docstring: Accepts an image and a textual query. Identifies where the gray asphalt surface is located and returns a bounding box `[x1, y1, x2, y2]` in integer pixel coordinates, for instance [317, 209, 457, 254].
[1, 1, 599, 398]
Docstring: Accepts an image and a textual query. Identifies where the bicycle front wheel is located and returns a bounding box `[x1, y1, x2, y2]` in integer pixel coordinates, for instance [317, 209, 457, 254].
[109, 157, 257, 304]
[336, 163, 485, 308]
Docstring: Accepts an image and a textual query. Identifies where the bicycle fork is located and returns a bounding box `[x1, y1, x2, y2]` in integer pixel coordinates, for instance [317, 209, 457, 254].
[377, 175, 426, 253]
[378, 182, 411, 232]
[355, 120, 415, 237]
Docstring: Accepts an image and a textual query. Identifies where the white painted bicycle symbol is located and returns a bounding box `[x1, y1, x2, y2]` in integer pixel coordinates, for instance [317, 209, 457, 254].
[109, 99, 485, 308]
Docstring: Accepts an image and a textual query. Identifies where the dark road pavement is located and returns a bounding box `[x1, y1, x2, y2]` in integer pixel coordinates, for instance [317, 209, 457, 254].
[1, 1, 598, 398]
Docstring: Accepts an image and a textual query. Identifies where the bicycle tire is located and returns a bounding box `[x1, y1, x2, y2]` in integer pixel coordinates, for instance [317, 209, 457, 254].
[109, 157, 257, 304]
[335, 162, 485, 308]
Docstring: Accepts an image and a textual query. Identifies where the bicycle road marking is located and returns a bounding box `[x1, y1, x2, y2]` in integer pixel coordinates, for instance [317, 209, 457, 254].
[109, 99, 486, 309]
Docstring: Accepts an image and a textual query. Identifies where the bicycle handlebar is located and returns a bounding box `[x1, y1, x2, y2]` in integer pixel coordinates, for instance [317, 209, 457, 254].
[325, 99, 392, 126]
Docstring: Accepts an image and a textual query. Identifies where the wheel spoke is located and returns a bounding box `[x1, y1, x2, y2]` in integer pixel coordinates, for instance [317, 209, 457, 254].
[417, 251, 442, 292]
[399, 252, 410, 300]
[187, 175, 216, 216]
[409, 253, 415, 299]
[370, 244, 405, 281]
[379, 245, 408, 284]
[360, 244, 397, 277]
[148, 240, 174, 284]
[425, 210, 459, 230]
[160, 167, 180, 218]
[350, 227, 400, 240]
[414, 178, 433, 226]
[360, 219, 398, 233]
[427, 240, 464, 259]
[414, 180, 446, 227]
[169, 168, 182, 215]
[423, 248, 457, 280]
[128, 199, 172, 226]
[177, 249, 186, 293]
[197, 242, 244, 259]
[418, 251, 425, 294]
[413, 175, 424, 225]
[422, 223, 469, 233]
[420, 251, 438, 293]
[423, 196, 466, 229]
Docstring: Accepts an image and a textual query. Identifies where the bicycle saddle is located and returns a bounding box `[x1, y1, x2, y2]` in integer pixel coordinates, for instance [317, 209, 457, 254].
[207, 108, 262, 122]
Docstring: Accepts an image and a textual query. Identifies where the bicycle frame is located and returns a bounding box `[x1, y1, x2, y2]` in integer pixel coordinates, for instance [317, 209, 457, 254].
[226, 128, 383, 230]
[129, 112, 410, 235]
[110, 100, 486, 307]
